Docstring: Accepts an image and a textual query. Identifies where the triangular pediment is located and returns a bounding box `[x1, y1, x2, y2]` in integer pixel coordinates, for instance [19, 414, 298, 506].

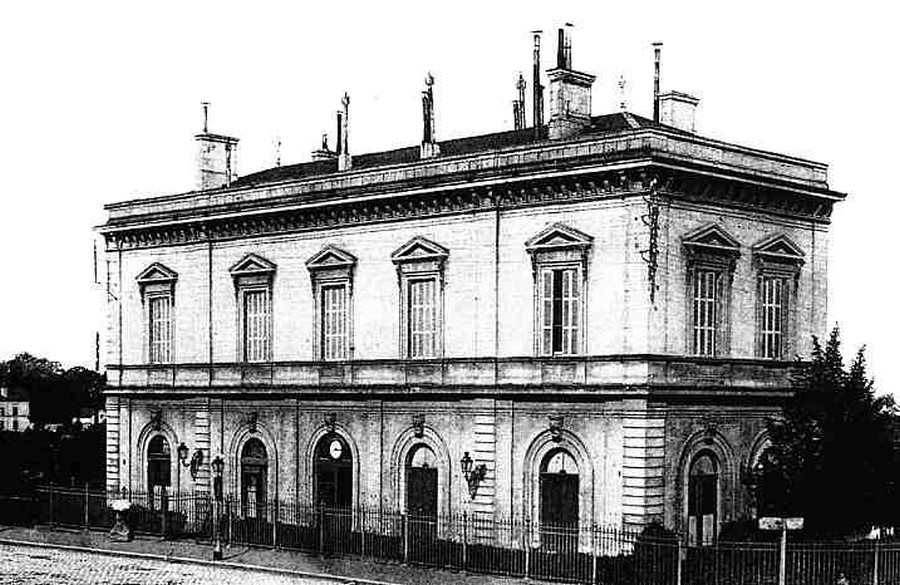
[391, 236, 449, 264]
[752, 233, 805, 263]
[682, 224, 741, 254]
[306, 245, 357, 269]
[136, 262, 178, 284]
[229, 253, 277, 276]
[525, 223, 593, 252]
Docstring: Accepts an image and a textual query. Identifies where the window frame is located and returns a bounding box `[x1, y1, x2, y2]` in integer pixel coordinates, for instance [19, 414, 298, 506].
[681, 224, 740, 358]
[307, 245, 357, 361]
[526, 223, 593, 357]
[136, 262, 178, 365]
[751, 234, 804, 360]
[391, 236, 449, 360]
[230, 254, 277, 363]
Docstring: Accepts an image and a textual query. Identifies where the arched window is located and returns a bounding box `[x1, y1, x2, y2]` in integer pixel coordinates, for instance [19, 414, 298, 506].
[147, 435, 171, 509]
[540, 449, 579, 551]
[241, 438, 268, 518]
[688, 452, 718, 546]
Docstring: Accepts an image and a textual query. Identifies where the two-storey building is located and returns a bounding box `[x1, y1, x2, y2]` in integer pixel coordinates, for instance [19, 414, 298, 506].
[99, 33, 843, 546]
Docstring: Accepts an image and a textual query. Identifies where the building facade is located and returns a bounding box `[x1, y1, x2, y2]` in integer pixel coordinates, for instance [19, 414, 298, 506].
[0, 387, 30, 432]
[100, 34, 842, 545]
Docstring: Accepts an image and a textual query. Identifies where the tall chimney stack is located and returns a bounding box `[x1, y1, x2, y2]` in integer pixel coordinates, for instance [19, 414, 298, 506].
[195, 102, 240, 190]
[532, 31, 544, 133]
[653, 42, 662, 123]
[337, 93, 352, 171]
[546, 25, 595, 140]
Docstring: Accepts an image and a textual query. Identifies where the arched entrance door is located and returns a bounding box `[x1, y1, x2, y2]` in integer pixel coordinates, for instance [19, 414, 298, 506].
[406, 445, 437, 554]
[241, 438, 268, 518]
[315, 433, 353, 508]
[688, 452, 718, 546]
[314, 433, 353, 552]
[147, 435, 171, 510]
[540, 449, 579, 551]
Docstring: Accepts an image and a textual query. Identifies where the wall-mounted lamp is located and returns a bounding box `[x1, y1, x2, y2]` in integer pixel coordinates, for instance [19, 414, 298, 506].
[177, 443, 190, 465]
[460, 451, 488, 500]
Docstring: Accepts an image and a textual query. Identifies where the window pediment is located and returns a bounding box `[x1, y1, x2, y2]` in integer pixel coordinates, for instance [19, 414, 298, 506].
[682, 224, 741, 257]
[136, 263, 177, 299]
[752, 234, 805, 270]
[306, 245, 357, 271]
[391, 236, 449, 266]
[136, 263, 178, 285]
[525, 223, 594, 254]
[230, 253, 277, 285]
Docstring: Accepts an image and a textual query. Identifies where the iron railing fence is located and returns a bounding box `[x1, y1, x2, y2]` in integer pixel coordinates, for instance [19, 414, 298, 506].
[7, 486, 900, 585]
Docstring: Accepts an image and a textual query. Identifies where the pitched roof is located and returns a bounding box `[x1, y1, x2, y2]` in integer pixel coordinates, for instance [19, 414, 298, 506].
[233, 113, 670, 189]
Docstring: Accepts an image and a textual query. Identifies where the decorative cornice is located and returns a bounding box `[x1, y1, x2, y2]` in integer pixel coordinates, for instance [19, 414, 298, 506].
[103, 166, 834, 251]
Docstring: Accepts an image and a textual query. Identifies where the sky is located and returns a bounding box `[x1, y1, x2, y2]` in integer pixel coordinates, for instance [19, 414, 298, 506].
[0, 1, 897, 393]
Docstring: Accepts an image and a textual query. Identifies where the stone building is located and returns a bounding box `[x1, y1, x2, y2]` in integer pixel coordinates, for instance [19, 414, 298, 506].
[0, 387, 30, 432]
[99, 32, 842, 546]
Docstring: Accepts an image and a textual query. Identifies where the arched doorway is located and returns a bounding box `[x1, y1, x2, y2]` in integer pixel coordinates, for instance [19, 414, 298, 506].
[240, 438, 268, 518]
[688, 452, 718, 546]
[315, 433, 353, 508]
[147, 435, 171, 510]
[406, 445, 438, 553]
[540, 449, 579, 551]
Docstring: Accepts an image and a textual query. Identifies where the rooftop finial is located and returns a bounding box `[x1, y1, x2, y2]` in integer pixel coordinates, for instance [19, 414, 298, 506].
[338, 92, 352, 170]
[420, 73, 440, 158]
[653, 42, 663, 123]
[274, 136, 282, 167]
[201, 102, 210, 133]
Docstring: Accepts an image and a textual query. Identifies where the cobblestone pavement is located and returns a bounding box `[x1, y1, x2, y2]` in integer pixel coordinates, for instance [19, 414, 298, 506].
[0, 543, 342, 585]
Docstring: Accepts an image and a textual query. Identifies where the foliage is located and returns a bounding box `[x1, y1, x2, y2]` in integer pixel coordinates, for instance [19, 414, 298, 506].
[0, 424, 106, 493]
[754, 327, 896, 536]
[0, 353, 104, 424]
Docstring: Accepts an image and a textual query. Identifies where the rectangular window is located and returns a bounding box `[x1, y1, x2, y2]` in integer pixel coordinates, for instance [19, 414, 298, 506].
[243, 289, 271, 362]
[148, 295, 172, 364]
[12, 420, 18, 431]
[12, 407, 18, 417]
[540, 268, 580, 356]
[692, 270, 719, 356]
[0, 420, 4, 430]
[321, 284, 348, 360]
[760, 276, 785, 359]
[408, 278, 437, 358]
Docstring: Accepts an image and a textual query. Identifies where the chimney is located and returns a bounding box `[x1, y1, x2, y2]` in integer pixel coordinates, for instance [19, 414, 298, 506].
[658, 91, 700, 133]
[420, 73, 440, 159]
[652, 42, 662, 123]
[195, 102, 240, 190]
[532, 31, 544, 133]
[337, 93, 352, 171]
[546, 26, 596, 140]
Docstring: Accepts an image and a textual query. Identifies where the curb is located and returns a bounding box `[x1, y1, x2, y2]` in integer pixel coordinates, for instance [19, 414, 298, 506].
[0, 536, 399, 585]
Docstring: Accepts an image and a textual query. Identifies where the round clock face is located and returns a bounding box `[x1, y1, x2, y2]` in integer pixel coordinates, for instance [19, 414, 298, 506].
[329, 439, 343, 460]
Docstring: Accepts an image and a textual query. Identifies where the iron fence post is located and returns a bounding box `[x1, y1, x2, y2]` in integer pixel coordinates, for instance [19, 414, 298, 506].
[318, 504, 325, 555]
[402, 513, 409, 564]
[591, 523, 598, 585]
[778, 527, 787, 585]
[272, 499, 278, 549]
[524, 520, 530, 580]
[676, 534, 684, 585]
[160, 486, 167, 540]
[462, 510, 468, 572]
[49, 484, 54, 528]
[83, 483, 89, 531]
[874, 540, 880, 585]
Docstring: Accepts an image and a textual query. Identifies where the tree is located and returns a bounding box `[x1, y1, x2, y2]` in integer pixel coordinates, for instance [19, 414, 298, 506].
[755, 327, 896, 536]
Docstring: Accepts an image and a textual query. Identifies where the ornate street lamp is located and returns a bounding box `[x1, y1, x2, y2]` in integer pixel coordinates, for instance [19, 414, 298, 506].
[460, 451, 487, 500]
[211, 456, 224, 561]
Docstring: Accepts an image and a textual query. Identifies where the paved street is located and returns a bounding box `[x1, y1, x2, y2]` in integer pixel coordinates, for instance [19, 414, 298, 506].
[0, 543, 343, 585]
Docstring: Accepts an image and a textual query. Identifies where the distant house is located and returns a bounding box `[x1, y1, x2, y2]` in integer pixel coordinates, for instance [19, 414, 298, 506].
[74, 406, 105, 428]
[0, 387, 30, 432]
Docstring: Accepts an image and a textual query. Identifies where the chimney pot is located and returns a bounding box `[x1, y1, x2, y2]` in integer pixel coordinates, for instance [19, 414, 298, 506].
[194, 103, 239, 190]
